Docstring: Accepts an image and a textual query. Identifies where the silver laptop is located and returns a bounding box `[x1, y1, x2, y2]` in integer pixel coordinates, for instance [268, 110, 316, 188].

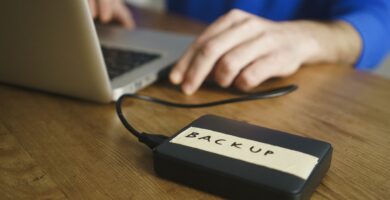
[0, 0, 194, 103]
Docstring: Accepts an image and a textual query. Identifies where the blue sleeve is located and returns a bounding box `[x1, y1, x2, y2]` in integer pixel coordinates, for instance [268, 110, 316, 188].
[166, 0, 229, 23]
[330, 0, 390, 70]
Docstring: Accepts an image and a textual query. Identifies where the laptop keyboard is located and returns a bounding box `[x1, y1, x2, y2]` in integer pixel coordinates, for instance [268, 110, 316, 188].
[101, 46, 161, 79]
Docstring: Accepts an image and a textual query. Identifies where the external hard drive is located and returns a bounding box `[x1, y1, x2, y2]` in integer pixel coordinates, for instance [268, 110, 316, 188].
[153, 115, 332, 200]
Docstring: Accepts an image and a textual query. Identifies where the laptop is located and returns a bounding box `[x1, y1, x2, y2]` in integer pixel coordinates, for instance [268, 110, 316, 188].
[0, 0, 194, 103]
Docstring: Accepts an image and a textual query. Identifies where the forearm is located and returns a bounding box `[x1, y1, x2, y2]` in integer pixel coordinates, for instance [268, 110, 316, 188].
[282, 20, 362, 66]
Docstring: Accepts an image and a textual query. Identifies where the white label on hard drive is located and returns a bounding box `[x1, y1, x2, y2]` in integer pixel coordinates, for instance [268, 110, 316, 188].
[170, 127, 319, 180]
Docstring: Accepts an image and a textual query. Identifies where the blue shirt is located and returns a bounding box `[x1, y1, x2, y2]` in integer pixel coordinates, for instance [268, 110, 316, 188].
[167, 0, 390, 70]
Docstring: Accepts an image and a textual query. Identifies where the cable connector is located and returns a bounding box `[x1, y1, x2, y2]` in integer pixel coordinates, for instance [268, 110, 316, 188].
[138, 133, 169, 149]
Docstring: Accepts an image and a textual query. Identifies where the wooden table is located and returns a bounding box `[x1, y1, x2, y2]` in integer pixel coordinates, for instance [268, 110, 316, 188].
[1, 7, 390, 200]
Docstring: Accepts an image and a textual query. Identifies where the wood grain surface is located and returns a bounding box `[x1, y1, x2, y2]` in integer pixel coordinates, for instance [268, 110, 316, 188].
[1, 6, 389, 200]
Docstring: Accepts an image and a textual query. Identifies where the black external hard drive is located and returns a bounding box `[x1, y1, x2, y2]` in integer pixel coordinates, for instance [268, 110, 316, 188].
[153, 115, 332, 200]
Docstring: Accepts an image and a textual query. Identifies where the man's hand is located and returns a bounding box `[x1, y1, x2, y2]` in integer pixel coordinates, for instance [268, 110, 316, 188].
[88, 0, 135, 28]
[169, 9, 361, 95]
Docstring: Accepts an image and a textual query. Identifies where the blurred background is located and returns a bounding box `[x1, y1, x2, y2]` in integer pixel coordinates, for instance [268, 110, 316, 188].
[125, 0, 390, 79]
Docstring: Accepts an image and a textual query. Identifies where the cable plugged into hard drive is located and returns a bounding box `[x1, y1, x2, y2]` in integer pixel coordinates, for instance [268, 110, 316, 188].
[116, 84, 298, 149]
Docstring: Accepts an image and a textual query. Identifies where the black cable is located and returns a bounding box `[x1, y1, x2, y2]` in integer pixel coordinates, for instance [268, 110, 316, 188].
[116, 84, 298, 149]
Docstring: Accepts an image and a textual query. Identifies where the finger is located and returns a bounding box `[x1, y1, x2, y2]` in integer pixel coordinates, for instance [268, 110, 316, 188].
[169, 48, 195, 85]
[196, 9, 250, 44]
[114, 2, 135, 28]
[88, 0, 97, 18]
[234, 55, 278, 91]
[169, 9, 249, 85]
[98, 0, 113, 23]
[181, 18, 265, 94]
[214, 35, 277, 88]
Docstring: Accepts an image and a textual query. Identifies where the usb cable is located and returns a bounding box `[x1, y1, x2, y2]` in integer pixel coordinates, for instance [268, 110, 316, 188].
[116, 85, 298, 149]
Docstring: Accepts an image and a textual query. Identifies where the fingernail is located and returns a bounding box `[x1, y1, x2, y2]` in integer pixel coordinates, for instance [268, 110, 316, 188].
[170, 72, 182, 85]
[218, 80, 230, 88]
[182, 84, 194, 95]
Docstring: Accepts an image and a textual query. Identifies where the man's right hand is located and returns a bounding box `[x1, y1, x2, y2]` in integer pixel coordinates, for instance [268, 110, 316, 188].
[169, 9, 362, 95]
[88, 0, 135, 28]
